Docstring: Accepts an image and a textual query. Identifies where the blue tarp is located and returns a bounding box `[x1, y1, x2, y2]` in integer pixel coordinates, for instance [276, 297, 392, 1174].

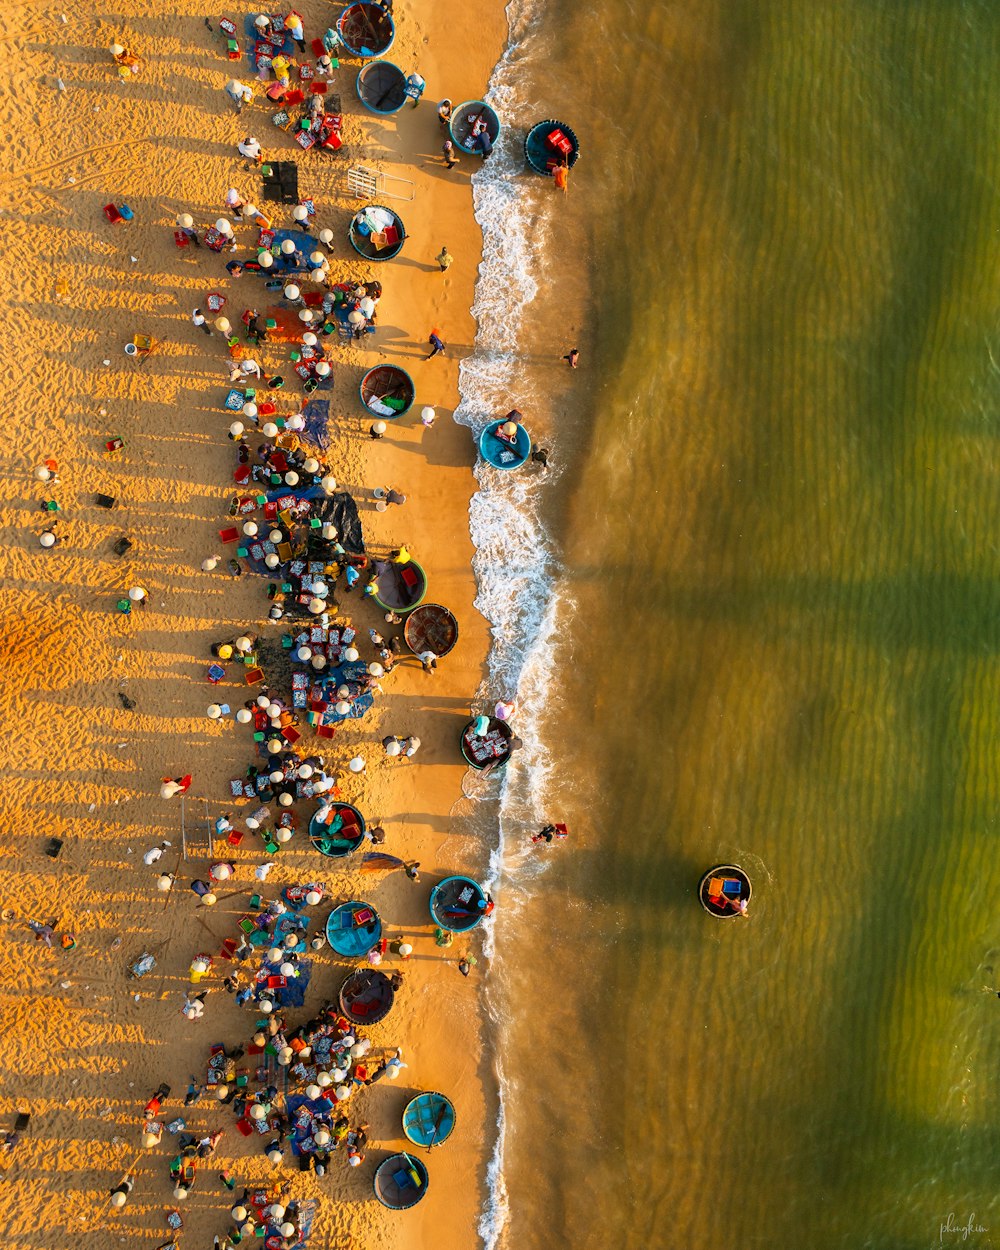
[318, 661, 373, 721]
[302, 400, 330, 451]
[243, 14, 294, 70]
[286, 1094, 336, 1155]
[264, 482, 325, 505]
[265, 228, 325, 274]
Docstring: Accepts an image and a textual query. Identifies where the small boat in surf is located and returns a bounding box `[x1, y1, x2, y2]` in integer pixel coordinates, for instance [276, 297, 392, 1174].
[449, 100, 501, 155]
[524, 119, 581, 175]
[429, 875, 489, 932]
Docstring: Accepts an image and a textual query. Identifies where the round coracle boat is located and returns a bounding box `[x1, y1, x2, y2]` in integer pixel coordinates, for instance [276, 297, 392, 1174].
[309, 802, 367, 858]
[524, 119, 581, 175]
[449, 100, 501, 155]
[326, 900, 382, 957]
[460, 716, 513, 770]
[429, 875, 488, 933]
[339, 967, 394, 1024]
[404, 603, 458, 658]
[348, 205, 406, 261]
[370, 557, 427, 613]
[373, 1152, 429, 1209]
[402, 1092, 455, 1148]
[698, 864, 752, 918]
[479, 419, 531, 470]
[356, 60, 406, 114]
[359, 363, 414, 418]
[337, 2, 395, 58]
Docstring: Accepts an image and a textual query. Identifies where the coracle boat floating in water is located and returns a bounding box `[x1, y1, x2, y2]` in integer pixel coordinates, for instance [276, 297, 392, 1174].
[373, 1152, 429, 1209]
[698, 864, 752, 917]
[449, 100, 501, 155]
[429, 874, 488, 932]
[337, 1, 395, 58]
[348, 205, 406, 261]
[404, 603, 459, 658]
[524, 119, 581, 175]
[479, 418, 531, 470]
[355, 60, 407, 114]
[359, 363, 414, 418]
[460, 715, 513, 771]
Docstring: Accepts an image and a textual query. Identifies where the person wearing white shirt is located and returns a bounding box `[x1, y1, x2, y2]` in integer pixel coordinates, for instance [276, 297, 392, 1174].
[238, 135, 263, 165]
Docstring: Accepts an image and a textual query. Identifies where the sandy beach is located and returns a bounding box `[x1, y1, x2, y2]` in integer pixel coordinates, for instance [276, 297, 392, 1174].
[0, 0, 507, 1245]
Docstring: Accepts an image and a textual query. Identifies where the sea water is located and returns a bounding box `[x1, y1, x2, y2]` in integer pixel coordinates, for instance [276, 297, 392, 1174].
[459, 3, 1000, 1247]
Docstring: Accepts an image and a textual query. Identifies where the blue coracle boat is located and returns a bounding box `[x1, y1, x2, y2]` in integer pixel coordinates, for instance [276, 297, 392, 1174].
[524, 119, 581, 175]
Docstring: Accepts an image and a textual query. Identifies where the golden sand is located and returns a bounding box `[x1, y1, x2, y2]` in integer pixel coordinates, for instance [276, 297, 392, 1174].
[0, 0, 505, 1244]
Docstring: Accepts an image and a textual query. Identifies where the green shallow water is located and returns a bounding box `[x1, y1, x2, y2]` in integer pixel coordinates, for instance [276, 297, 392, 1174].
[495, 3, 1000, 1247]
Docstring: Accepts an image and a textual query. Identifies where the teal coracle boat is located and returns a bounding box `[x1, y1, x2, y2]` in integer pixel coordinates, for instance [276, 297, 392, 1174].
[479, 419, 531, 470]
[524, 119, 580, 175]
[325, 900, 382, 957]
[402, 1092, 456, 1148]
[309, 802, 367, 858]
[430, 875, 488, 932]
[356, 60, 406, 114]
[449, 100, 501, 155]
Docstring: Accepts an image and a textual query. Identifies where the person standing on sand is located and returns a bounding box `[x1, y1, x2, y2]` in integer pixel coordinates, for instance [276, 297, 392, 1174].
[418, 650, 437, 674]
[437, 98, 452, 125]
[238, 135, 263, 166]
[563, 348, 579, 368]
[225, 80, 253, 114]
[442, 140, 459, 170]
[192, 308, 211, 336]
[405, 71, 426, 106]
[436, 246, 453, 273]
[284, 10, 307, 52]
[425, 329, 445, 359]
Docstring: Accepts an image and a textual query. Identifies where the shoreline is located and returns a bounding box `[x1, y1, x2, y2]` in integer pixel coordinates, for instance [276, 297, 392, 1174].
[0, 0, 510, 1246]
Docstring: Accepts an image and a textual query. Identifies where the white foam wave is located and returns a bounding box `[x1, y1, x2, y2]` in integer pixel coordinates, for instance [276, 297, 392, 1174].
[456, 1, 565, 1244]
[477, 1059, 510, 1250]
